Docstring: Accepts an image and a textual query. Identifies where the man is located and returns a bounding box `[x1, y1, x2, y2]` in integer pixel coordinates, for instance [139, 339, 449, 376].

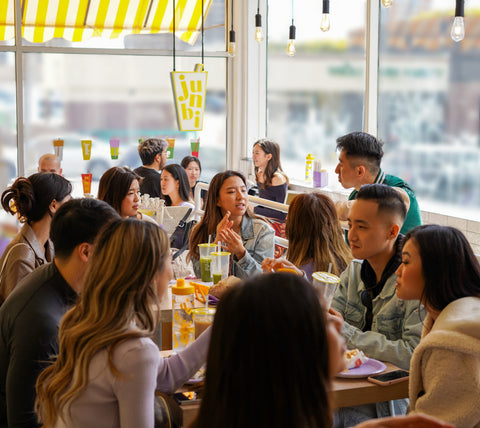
[330, 184, 424, 426]
[133, 138, 169, 197]
[334, 131, 421, 235]
[38, 153, 62, 175]
[0, 198, 119, 428]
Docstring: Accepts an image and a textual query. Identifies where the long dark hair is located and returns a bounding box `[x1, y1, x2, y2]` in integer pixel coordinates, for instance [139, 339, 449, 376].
[98, 167, 141, 215]
[188, 170, 262, 259]
[253, 139, 288, 188]
[194, 273, 332, 428]
[1, 173, 71, 224]
[405, 225, 480, 312]
[161, 164, 192, 206]
[286, 192, 351, 276]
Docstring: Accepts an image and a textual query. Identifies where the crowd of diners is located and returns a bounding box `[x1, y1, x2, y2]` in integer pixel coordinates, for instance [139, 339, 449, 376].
[0, 131, 478, 428]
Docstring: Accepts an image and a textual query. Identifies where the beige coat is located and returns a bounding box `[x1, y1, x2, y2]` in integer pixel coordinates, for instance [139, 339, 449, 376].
[409, 297, 480, 428]
[0, 223, 54, 303]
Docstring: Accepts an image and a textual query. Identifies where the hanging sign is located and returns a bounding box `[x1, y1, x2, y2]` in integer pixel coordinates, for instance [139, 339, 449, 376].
[170, 64, 208, 131]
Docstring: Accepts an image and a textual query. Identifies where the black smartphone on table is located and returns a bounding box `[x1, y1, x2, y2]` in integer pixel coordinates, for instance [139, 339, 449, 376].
[367, 370, 409, 386]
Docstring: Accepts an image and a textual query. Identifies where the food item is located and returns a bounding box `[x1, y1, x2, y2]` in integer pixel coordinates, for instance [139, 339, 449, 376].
[208, 275, 241, 299]
[344, 349, 368, 369]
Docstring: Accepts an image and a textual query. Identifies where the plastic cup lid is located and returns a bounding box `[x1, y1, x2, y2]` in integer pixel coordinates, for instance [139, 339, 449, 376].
[312, 271, 340, 284]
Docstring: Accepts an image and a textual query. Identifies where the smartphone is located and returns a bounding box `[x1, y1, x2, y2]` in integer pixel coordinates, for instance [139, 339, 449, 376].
[173, 391, 201, 405]
[367, 370, 409, 386]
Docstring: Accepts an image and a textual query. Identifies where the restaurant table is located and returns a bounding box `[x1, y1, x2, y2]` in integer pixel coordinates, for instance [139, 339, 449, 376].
[168, 361, 409, 427]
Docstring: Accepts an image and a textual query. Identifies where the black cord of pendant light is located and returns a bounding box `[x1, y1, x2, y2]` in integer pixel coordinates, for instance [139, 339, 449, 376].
[201, 0, 204, 65]
[172, 0, 176, 71]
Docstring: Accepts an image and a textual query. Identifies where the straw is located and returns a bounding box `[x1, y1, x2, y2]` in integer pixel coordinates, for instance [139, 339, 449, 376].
[208, 234, 211, 245]
[328, 263, 332, 273]
[217, 241, 221, 253]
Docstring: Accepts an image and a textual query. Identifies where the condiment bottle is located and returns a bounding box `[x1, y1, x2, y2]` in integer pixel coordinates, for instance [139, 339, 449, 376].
[172, 278, 195, 353]
[305, 153, 315, 183]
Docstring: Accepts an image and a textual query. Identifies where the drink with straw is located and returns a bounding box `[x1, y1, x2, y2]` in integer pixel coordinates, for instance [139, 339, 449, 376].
[198, 243, 217, 282]
[190, 138, 200, 157]
[211, 251, 230, 284]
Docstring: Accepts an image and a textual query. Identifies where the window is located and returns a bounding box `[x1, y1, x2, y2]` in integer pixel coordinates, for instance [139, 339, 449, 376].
[266, 0, 367, 187]
[379, 2, 480, 218]
[0, 0, 227, 197]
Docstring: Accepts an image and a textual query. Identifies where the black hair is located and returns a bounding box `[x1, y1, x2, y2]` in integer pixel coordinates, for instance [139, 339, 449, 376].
[356, 183, 407, 223]
[50, 198, 120, 259]
[180, 156, 202, 173]
[1, 173, 72, 224]
[98, 167, 141, 215]
[336, 132, 384, 174]
[195, 273, 332, 428]
[404, 225, 480, 312]
[137, 138, 168, 166]
[161, 164, 192, 205]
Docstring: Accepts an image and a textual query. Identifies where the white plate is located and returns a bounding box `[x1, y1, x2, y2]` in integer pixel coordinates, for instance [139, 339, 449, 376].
[336, 358, 387, 379]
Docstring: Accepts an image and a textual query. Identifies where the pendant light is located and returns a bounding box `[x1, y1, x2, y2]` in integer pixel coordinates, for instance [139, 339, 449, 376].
[286, 0, 296, 56]
[255, 0, 264, 43]
[451, 0, 465, 42]
[228, 0, 236, 57]
[320, 0, 330, 32]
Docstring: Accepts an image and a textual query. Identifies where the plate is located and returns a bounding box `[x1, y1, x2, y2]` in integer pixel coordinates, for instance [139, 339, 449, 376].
[336, 358, 387, 378]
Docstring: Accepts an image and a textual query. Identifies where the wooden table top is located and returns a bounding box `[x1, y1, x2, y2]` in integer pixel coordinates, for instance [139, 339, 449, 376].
[176, 361, 409, 426]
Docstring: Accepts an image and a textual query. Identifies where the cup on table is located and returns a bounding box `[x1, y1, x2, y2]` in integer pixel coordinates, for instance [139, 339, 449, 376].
[312, 272, 340, 309]
[210, 251, 231, 284]
[198, 243, 217, 282]
[192, 307, 216, 339]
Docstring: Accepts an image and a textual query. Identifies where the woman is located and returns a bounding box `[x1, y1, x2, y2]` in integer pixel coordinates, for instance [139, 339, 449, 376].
[188, 170, 274, 279]
[252, 139, 288, 221]
[35, 219, 210, 428]
[194, 273, 451, 428]
[97, 166, 157, 224]
[181, 156, 206, 208]
[262, 192, 351, 280]
[395, 225, 480, 427]
[0, 173, 71, 303]
[161, 163, 194, 209]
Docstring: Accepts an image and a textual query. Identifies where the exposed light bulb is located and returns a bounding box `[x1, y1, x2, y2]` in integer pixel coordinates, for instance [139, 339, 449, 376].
[381, 0, 393, 7]
[286, 24, 296, 57]
[451, 16, 465, 42]
[320, 13, 330, 32]
[228, 29, 236, 57]
[255, 13, 264, 43]
[286, 39, 296, 56]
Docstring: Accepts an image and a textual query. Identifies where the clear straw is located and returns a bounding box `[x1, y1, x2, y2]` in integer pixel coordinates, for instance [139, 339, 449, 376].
[328, 263, 332, 273]
[208, 234, 211, 245]
[217, 241, 221, 253]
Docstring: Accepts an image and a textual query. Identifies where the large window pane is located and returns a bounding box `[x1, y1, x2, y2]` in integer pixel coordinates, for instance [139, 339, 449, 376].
[267, 0, 366, 185]
[0, 52, 16, 189]
[379, 2, 480, 219]
[22, 54, 226, 197]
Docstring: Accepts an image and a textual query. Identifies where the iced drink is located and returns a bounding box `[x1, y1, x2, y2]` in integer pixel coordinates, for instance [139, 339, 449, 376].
[81, 173, 92, 195]
[193, 307, 215, 339]
[53, 139, 64, 161]
[198, 243, 217, 282]
[81, 140, 92, 160]
[211, 251, 230, 284]
[110, 138, 120, 159]
[312, 272, 340, 309]
[166, 138, 175, 159]
[190, 138, 200, 157]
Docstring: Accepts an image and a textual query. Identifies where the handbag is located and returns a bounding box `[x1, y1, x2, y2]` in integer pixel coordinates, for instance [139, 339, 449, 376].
[169, 208, 197, 253]
[154, 392, 182, 428]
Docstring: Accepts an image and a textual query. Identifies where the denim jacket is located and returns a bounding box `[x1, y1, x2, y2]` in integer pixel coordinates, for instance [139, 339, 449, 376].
[192, 216, 274, 279]
[331, 259, 424, 371]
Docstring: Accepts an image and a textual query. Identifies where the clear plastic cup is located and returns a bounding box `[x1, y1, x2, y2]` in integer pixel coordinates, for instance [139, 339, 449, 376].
[198, 243, 217, 282]
[192, 307, 216, 339]
[312, 272, 340, 309]
[211, 251, 231, 284]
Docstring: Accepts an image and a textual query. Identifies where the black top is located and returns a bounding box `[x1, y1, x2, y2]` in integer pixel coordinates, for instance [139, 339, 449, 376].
[254, 183, 287, 221]
[0, 262, 77, 428]
[134, 166, 162, 198]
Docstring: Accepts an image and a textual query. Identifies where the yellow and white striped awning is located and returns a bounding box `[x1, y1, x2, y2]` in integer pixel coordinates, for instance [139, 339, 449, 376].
[0, 0, 213, 45]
